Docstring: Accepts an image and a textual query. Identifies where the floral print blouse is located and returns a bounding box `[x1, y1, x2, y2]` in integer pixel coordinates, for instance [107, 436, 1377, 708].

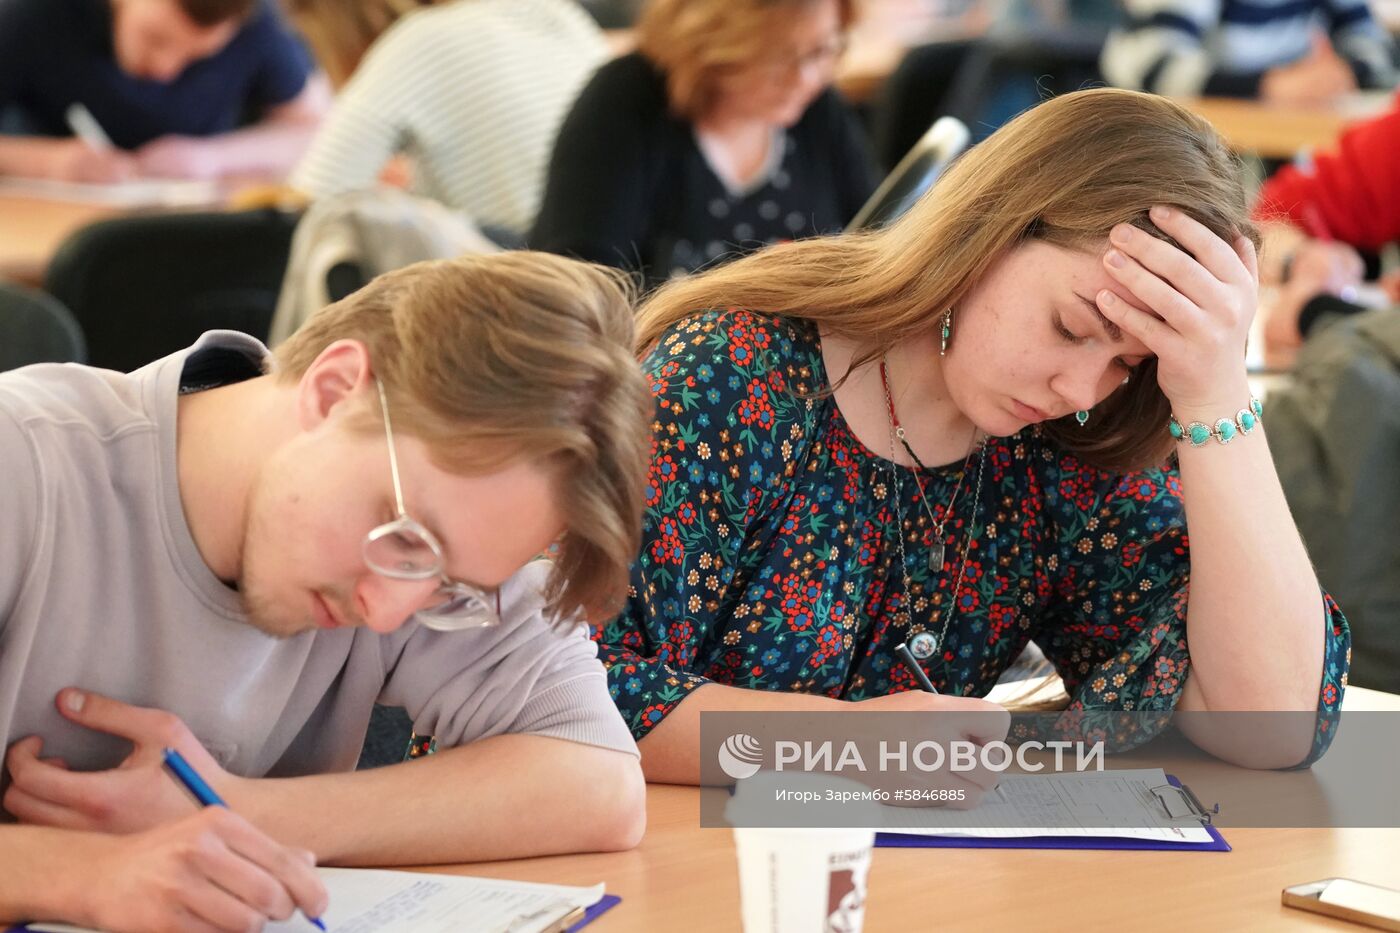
[593, 310, 1351, 762]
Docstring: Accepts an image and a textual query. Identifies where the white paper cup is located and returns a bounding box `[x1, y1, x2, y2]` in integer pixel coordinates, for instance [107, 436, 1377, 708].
[733, 825, 875, 933]
[727, 772, 879, 933]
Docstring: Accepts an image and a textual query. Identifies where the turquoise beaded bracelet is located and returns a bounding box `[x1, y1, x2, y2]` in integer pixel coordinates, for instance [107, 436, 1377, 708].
[1168, 397, 1264, 447]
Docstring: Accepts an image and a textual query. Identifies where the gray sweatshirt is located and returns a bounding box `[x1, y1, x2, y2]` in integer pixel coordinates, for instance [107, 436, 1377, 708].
[0, 332, 635, 798]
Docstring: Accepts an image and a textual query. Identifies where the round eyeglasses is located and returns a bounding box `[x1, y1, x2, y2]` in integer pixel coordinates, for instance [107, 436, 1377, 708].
[364, 380, 499, 632]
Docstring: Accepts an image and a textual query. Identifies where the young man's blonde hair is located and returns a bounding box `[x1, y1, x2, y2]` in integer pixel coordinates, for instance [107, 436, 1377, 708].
[635, 0, 855, 120]
[274, 252, 653, 626]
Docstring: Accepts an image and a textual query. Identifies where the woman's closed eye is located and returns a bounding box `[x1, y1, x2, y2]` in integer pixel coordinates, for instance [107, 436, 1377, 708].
[1052, 311, 1087, 346]
[1055, 311, 1143, 372]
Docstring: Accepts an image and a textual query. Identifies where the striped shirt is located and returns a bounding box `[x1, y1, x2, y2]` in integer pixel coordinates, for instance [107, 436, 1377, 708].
[1100, 0, 1398, 97]
[291, 0, 607, 237]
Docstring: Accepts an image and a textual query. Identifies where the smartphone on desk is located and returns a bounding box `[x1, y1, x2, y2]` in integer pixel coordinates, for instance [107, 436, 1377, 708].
[1283, 878, 1400, 931]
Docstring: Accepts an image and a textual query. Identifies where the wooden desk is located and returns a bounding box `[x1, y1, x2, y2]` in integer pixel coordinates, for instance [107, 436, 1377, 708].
[0, 179, 260, 287]
[1180, 93, 1393, 160]
[423, 686, 1399, 931]
[0, 195, 119, 286]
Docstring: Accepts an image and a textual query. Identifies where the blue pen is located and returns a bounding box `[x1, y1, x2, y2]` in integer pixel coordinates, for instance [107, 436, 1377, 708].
[162, 748, 328, 931]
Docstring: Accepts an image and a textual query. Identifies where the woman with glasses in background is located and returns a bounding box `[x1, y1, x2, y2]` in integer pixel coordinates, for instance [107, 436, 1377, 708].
[530, 0, 878, 290]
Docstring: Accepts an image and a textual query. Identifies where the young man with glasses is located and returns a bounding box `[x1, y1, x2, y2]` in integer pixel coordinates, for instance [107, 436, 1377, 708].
[0, 252, 652, 932]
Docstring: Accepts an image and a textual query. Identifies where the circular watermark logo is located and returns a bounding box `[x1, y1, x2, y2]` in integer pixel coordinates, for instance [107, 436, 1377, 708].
[718, 733, 764, 780]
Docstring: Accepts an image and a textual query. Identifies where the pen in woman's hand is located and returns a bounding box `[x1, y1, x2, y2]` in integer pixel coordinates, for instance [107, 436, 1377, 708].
[895, 642, 940, 694]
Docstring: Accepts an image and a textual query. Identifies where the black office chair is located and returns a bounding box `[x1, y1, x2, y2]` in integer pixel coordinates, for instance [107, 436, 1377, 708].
[45, 208, 300, 372]
[0, 282, 87, 371]
[873, 40, 979, 170]
[875, 26, 1107, 167]
[939, 26, 1108, 136]
[848, 116, 971, 231]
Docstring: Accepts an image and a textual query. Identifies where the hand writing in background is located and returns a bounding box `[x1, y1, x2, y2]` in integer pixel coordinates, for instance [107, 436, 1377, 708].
[1260, 34, 1358, 106]
[135, 134, 222, 180]
[47, 137, 137, 183]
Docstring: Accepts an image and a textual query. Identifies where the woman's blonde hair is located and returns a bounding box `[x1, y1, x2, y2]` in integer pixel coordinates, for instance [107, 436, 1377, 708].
[281, 0, 439, 87]
[636, 0, 855, 120]
[637, 88, 1260, 473]
[274, 252, 654, 626]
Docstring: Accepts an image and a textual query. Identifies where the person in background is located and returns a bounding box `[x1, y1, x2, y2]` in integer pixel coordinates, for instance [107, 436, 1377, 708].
[0, 0, 329, 182]
[1253, 90, 1400, 359]
[596, 88, 1349, 785]
[1099, 0, 1396, 102]
[0, 252, 651, 932]
[286, 0, 608, 242]
[1251, 245, 1400, 698]
[530, 0, 878, 289]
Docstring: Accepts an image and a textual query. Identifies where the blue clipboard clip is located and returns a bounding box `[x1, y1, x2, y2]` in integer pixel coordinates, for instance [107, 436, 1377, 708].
[1150, 782, 1220, 825]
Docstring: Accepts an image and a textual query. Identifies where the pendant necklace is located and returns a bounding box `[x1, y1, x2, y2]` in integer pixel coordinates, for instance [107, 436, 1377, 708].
[879, 358, 978, 571]
[879, 355, 989, 660]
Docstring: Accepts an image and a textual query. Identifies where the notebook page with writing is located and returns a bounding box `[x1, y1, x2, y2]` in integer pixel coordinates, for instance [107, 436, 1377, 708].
[19, 868, 605, 933]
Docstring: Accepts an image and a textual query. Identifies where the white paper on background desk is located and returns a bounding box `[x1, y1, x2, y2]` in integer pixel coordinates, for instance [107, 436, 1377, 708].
[24, 868, 604, 933]
[0, 176, 219, 207]
[877, 768, 1214, 843]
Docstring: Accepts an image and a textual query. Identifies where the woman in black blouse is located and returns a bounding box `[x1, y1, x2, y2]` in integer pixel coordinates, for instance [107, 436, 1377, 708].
[530, 0, 878, 289]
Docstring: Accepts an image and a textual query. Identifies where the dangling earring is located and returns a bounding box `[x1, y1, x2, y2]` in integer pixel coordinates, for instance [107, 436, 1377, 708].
[939, 308, 953, 356]
[1075, 409, 1090, 427]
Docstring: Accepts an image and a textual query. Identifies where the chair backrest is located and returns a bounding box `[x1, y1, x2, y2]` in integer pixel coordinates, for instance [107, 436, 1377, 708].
[848, 116, 971, 231]
[45, 209, 300, 372]
[0, 282, 86, 371]
[268, 188, 498, 347]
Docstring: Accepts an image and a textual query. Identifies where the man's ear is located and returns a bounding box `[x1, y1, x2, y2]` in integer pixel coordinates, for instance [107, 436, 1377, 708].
[295, 340, 374, 431]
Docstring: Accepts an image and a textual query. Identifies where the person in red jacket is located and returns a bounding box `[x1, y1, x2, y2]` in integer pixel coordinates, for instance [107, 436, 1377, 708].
[1253, 92, 1400, 362]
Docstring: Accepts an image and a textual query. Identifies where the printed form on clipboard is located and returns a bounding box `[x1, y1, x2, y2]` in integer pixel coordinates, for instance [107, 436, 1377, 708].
[16, 868, 615, 933]
[875, 768, 1224, 848]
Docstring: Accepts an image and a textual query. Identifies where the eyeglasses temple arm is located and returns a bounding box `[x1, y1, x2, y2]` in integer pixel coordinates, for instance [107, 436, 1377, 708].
[376, 379, 410, 517]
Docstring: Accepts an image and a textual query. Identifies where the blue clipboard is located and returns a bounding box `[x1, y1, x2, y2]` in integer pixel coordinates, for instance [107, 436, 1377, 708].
[876, 774, 1231, 852]
[571, 893, 623, 930]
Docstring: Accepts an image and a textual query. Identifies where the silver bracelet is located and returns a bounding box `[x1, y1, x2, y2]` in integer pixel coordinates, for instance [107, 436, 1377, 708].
[1168, 397, 1264, 446]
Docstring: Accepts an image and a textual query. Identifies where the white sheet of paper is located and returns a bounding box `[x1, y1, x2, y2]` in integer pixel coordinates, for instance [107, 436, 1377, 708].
[0, 176, 219, 207]
[24, 868, 604, 933]
[877, 768, 1215, 844]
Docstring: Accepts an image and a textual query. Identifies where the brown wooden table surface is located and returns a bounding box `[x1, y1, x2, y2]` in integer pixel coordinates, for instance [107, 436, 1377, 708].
[0, 194, 120, 287]
[1180, 92, 1393, 160]
[0, 178, 274, 288]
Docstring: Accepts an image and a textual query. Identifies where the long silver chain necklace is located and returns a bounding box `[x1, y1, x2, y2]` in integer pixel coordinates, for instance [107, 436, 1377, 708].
[880, 359, 977, 571]
[880, 355, 989, 659]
